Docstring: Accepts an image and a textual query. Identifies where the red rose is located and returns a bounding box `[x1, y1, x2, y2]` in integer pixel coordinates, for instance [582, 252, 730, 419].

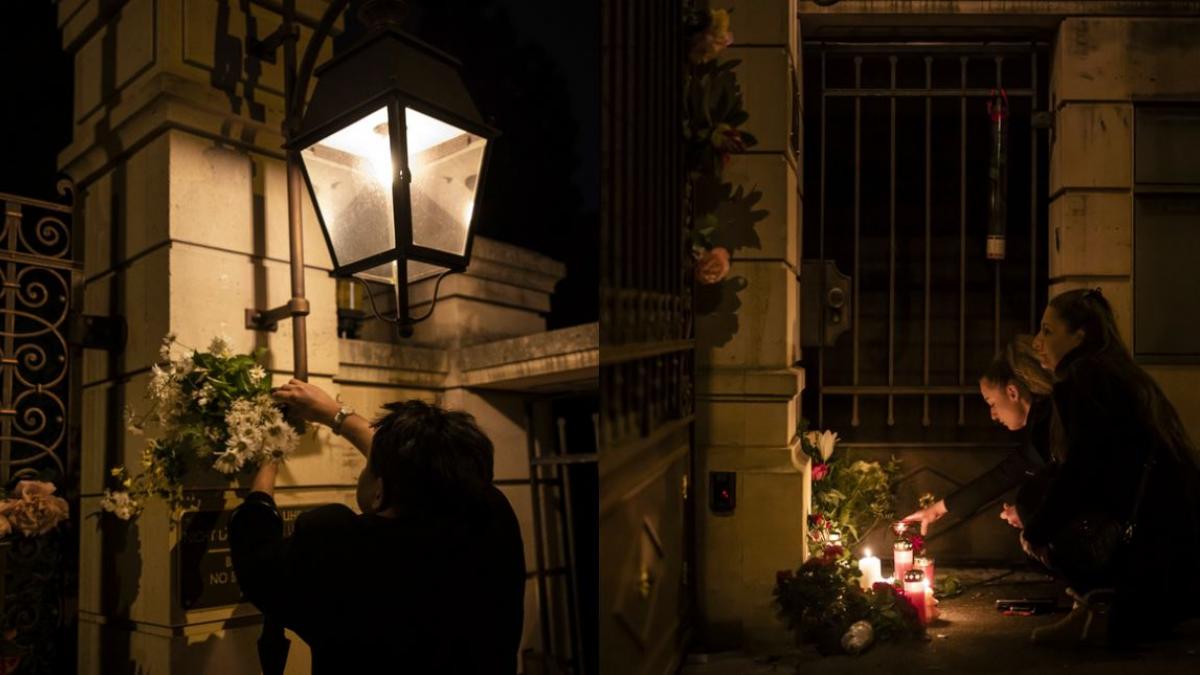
[909, 534, 925, 554]
[822, 544, 844, 559]
[776, 569, 795, 584]
[811, 463, 830, 481]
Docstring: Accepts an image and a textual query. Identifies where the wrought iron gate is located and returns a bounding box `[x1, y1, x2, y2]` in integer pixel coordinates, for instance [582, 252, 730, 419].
[801, 41, 1050, 562]
[599, 0, 693, 672]
[0, 183, 79, 674]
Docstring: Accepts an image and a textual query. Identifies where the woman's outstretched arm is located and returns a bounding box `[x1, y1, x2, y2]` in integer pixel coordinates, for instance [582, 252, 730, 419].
[271, 379, 375, 457]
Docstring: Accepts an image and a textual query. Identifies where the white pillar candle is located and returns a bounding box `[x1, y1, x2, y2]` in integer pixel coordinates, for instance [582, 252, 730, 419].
[858, 548, 882, 590]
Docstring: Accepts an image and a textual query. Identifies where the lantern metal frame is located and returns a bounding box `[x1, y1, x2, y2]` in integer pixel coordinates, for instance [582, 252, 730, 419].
[246, 0, 496, 343]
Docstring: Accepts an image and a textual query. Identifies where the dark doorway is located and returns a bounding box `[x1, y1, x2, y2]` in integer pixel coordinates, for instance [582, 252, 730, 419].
[801, 41, 1051, 563]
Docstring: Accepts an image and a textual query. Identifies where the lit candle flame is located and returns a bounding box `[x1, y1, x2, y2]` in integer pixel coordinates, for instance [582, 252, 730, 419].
[863, 548, 872, 558]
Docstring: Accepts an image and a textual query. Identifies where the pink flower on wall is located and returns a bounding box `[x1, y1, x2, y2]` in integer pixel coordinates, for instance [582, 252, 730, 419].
[694, 246, 731, 285]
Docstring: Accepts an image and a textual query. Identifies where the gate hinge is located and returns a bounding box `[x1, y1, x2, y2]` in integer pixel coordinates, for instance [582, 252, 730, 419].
[68, 314, 128, 352]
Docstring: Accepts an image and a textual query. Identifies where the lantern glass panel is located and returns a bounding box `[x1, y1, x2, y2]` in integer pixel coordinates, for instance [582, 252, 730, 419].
[406, 107, 486, 257]
[356, 260, 450, 288]
[300, 106, 396, 274]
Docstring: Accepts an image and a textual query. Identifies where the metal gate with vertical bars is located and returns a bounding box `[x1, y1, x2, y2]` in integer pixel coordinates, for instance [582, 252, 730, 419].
[801, 41, 1050, 562]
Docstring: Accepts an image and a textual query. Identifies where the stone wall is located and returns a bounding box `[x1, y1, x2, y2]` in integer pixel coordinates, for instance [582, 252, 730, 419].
[60, 1, 591, 672]
[694, 0, 808, 651]
[1049, 17, 1200, 442]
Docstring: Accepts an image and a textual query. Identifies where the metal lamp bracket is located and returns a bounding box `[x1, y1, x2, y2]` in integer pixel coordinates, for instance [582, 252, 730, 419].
[246, 297, 311, 332]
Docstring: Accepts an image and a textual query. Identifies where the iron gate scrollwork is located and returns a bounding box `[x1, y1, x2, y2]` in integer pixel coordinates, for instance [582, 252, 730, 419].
[0, 180, 79, 675]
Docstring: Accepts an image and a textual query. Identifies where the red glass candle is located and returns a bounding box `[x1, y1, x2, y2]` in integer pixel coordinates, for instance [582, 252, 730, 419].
[914, 555, 935, 589]
[903, 569, 928, 625]
[893, 539, 914, 581]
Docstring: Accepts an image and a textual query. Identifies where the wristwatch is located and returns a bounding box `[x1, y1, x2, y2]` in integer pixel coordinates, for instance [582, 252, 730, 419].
[331, 406, 355, 435]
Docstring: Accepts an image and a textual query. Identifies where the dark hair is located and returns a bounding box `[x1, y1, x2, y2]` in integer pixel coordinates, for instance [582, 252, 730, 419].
[981, 334, 1053, 401]
[1047, 288, 1125, 356]
[368, 400, 494, 511]
[1047, 288, 1199, 468]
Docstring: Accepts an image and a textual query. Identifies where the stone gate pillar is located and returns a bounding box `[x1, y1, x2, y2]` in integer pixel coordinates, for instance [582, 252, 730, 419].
[1049, 17, 1200, 441]
[60, 1, 346, 672]
[694, 0, 808, 651]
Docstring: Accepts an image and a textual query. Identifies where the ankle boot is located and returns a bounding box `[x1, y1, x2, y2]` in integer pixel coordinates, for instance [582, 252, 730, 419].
[1031, 588, 1114, 646]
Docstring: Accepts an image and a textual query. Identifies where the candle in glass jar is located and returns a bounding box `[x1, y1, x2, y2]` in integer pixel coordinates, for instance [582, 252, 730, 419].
[893, 539, 914, 580]
[914, 555, 935, 588]
[903, 569, 927, 624]
[858, 548, 882, 590]
[924, 580, 938, 622]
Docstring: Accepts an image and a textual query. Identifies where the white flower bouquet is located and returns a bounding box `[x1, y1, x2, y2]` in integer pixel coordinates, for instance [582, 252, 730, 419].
[100, 335, 300, 520]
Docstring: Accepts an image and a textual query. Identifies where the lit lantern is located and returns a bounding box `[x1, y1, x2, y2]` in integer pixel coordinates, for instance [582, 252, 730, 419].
[291, 26, 499, 336]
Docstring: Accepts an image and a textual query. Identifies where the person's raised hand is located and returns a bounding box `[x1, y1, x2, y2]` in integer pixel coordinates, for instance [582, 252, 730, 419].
[1000, 502, 1023, 529]
[271, 379, 340, 427]
[901, 499, 948, 536]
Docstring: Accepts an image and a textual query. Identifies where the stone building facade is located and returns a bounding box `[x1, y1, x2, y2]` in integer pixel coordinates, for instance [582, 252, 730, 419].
[693, 0, 1200, 656]
[57, 1, 596, 672]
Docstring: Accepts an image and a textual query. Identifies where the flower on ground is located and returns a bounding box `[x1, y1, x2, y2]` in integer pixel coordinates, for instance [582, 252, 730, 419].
[811, 463, 830, 481]
[815, 430, 839, 462]
[694, 246, 731, 285]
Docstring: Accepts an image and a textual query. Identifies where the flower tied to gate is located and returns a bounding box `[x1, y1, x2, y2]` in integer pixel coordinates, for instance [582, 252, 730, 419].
[711, 123, 748, 169]
[694, 246, 731, 285]
[688, 9, 733, 64]
[0, 480, 69, 537]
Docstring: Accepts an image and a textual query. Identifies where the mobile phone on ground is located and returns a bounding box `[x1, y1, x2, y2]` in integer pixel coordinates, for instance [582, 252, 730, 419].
[995, 598, 1057, 614]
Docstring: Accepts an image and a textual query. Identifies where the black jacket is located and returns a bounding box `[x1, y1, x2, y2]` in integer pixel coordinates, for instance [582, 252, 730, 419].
[943, 397, 1053, 518]
[1019, 345, 1200, 625]
[1021, 346, 1144, 546]
[229, 487, 526, 674]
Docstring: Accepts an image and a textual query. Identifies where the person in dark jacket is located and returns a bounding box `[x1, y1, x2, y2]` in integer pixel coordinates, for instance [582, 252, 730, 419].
[903, 335, 1055, 534]
[1022, 288, 1200, 646]
[229, 381, 526, 674]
